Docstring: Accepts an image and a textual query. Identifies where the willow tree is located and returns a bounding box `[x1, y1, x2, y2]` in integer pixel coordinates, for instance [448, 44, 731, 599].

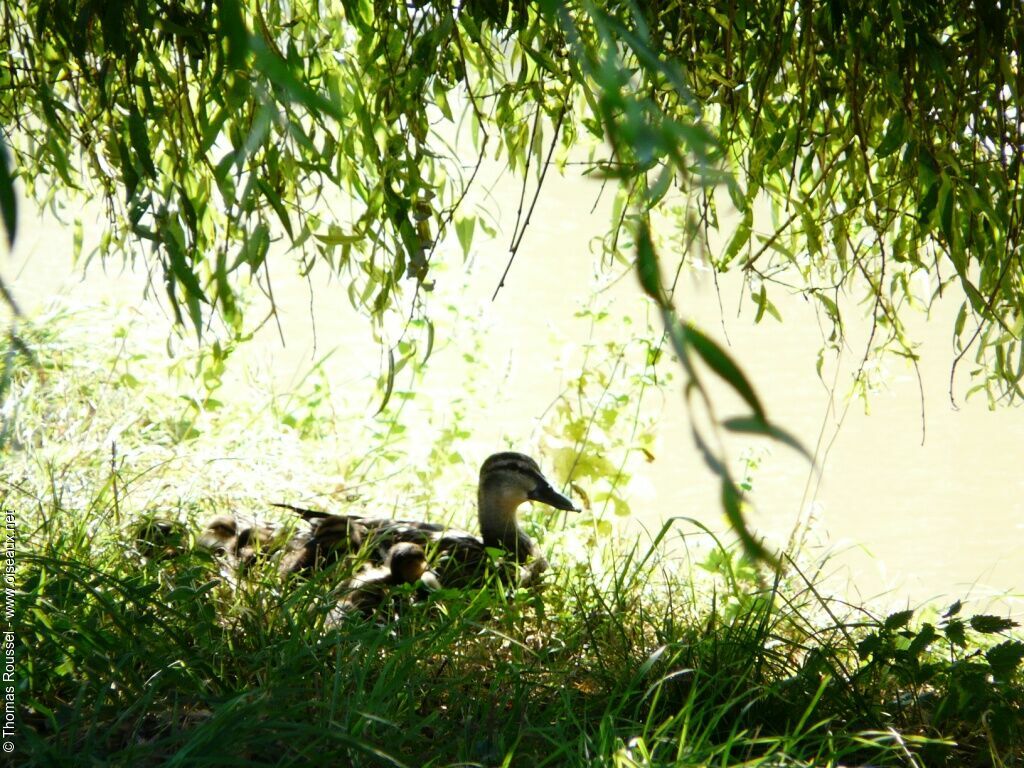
[1, 1, 1021, 554]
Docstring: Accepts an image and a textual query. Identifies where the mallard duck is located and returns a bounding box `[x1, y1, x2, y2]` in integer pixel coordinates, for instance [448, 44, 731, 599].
[327, 542, 440, 622]
[276, 452, 578, 586]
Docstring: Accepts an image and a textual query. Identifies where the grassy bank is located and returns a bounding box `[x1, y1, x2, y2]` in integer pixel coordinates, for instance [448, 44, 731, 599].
[4, 307, 1023, 767]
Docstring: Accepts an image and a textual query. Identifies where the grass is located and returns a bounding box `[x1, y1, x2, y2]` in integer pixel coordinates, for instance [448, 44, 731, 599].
[4, 305, 1023, 767]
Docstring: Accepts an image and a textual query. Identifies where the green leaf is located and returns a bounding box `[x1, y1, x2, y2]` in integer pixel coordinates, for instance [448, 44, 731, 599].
[0, 140, 16, 247]
[45, 131, 75, 188]
[164, 242, 204, 304]
[128, 109, 158, 178]
[117, 138, 141, 206]
[217, 0, 249, 69]
[883, 609, 915, 631]
[432, 78, 453, 121]
[918, 179, 939, 224]
[199, 105, 230, 155]
[820, 288, 842, 317]
[251, 37, 343, 121]
[315, 226, 364, 246]
[857, 632, 883, 659]
[162, 223, 207, 337]
[876, 113, 906, 158]
[720, 208, 752, 269]
[375, 349, 396, 415]
[647, 163, 673, 205]
[686, 324, 765, 420]
[523, 45, 560, 76]
[454, 215, 475, 258]
[721, 474, 777, 566]
[256, 178, 293, 239]
[752, 283, 782, 323]
[234, 223, 270, 273]
[944, 618, 967, 647]
[722, 416, 812, 462]
[635, 221, 662, 301]
[969, 615, 1018, 634]
[939, 179, 955, 245]
[985, 640, 1024, 681]
[906, 623, 936, 657]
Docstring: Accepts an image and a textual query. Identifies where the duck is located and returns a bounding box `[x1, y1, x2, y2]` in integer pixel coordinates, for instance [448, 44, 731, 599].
[275, 452, 579, 586]
[326, 542, 440, 622]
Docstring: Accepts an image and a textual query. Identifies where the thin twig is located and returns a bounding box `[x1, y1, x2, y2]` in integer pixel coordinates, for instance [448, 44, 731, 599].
[491, 99, 569, 301]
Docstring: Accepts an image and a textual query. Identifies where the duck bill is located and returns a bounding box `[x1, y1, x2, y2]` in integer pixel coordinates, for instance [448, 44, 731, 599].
[420, 570, 442, 591]
[529, 480, 579, 512]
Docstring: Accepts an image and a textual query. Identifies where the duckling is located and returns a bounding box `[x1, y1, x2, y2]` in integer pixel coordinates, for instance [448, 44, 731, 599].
[327, 542, 439, 622]
[132, 517, 188, 561]
[197, 515, 239, 555]
[197, 515, 281, 569]
[278, 452, 578, 586]
[278, 512, 367, 577]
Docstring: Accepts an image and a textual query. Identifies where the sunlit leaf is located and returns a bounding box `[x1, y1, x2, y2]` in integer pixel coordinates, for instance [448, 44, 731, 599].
[376, 348, 396, 415]
[257, 179, 294, 239]
[720, 209, 752, 269]
[876, 113, 906, 158]
[251, 37, 343, 121]
[455, 215, 475, 258]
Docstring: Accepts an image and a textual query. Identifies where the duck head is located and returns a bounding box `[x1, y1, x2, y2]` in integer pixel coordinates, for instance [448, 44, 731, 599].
[385, 542, 429, 582]
[477, 452, 578, 558]
[133, 517, 188, 560]
[197, 515, 238, 555]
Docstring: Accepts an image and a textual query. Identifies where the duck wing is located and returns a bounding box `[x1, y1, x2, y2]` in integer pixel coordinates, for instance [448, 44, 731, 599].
[353, 517, 479, 557]
[274, 503, 474, 560]
[273, 504, 515, 586]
